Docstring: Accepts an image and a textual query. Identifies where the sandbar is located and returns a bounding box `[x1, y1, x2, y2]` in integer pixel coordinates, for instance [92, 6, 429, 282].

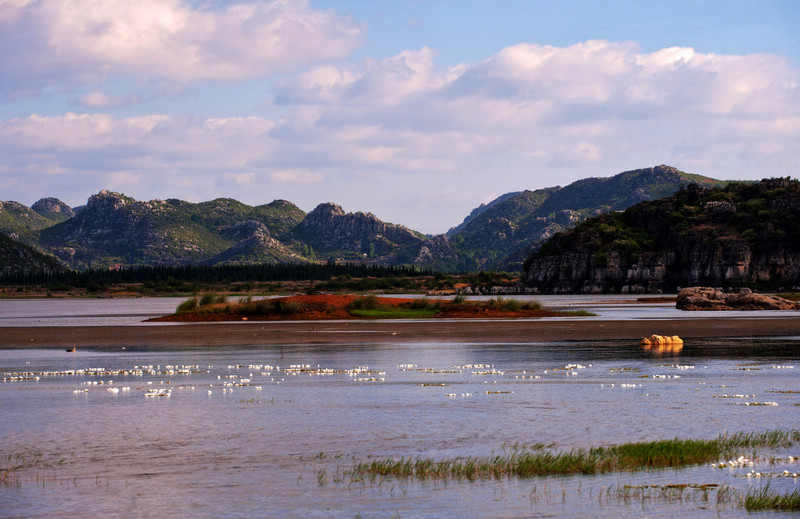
[2, 316, 800, 349]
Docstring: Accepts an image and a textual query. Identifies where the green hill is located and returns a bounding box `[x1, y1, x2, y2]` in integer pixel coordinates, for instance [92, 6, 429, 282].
[524, 178, 800, 293]
[447, 165, 723, 271]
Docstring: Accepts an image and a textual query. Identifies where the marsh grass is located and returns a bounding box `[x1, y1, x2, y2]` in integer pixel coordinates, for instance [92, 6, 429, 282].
[176, 292, 228, 313]
[342, 429, 800, 482]
[349, 308, 441, 319]
[176, 296, 199, 314]
[558, 310, 597, 317]
[198, 292, 228, 306]
[1, 450, 63, 485]
[744, 484, 800, 511]
[272, 299, 304, 314]
[610, 483, 722, 504]
[348, 295, 442, 318]
[349, 295, 382, 311]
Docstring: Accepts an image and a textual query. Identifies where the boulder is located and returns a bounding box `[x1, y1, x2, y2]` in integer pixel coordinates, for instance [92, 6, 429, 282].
[676, 287, 800, 311]
[640, 335, 684, 347]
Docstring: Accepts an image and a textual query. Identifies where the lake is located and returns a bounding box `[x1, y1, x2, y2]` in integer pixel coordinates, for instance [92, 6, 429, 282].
[1, 298, 799, 517]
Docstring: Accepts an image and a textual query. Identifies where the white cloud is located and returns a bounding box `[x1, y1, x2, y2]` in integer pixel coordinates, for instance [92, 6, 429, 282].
[270, 169, 325, 184]
[0, 40, 798, 233]
[0, 0, 363, 99]
[73, 89, 140, 108]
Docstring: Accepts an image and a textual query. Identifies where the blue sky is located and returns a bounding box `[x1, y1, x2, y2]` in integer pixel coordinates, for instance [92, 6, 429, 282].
[1, 0, 798, 234]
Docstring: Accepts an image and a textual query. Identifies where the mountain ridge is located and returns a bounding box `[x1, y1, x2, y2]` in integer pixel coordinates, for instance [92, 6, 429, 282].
[0, 165, 728, 273]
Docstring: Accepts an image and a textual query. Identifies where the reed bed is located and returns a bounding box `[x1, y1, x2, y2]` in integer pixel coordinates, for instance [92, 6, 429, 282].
[343, 429, 800, 482]
[744, 484, 800, 511]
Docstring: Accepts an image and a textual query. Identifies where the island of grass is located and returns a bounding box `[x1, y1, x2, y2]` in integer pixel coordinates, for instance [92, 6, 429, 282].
[150, 293, 595, 322]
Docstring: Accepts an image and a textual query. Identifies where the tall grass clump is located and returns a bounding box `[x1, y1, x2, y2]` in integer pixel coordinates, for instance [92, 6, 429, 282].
[410, 297, 441, 310]
[273, 299, 304, 314]
[349, 295, 383, 311]
[342, 429, 800, 483]
[719, 429, 800, 449]
[198, 292, 228, 306]
[176, 296, 199, 314]
[745, 484, 800, 511]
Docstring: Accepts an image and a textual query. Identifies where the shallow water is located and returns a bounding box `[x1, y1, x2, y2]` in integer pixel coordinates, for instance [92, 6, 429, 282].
[2, 295, 798, 327]
[2, 339, 799, 518]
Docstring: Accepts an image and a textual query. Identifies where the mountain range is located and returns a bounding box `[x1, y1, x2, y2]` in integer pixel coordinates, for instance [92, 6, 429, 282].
[0, 165, 722, 275]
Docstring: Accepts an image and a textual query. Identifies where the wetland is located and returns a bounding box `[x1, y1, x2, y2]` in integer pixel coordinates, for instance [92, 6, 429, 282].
[1, 296, 799, 517]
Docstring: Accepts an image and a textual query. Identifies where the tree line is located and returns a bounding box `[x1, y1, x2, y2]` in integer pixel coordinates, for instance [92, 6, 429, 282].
[1, 261, 433, 288]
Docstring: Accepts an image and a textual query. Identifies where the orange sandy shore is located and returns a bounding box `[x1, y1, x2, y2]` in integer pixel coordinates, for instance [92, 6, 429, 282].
[2, 316, 800, 349]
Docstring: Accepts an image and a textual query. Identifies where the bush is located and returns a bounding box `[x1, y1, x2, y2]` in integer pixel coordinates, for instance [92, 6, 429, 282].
[273, 299, 304, 314]
[199, 292, 228, 306]
[176, 296, 199, 314]
[349, 295, 382, 310]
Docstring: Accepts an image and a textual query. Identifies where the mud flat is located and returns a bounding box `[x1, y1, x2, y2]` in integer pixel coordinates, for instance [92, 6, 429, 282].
[3, 316, 800, 349]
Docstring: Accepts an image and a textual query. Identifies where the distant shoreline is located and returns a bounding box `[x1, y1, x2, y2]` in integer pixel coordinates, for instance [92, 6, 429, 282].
[2, 316, 800, 349]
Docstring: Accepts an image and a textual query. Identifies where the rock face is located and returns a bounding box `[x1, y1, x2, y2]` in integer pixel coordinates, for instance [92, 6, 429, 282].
[524, 178, 800, 293]
[294, 203, 455, 267]
[448, 165, 722, 271]
[676, 287, 800, 311]
[31, 198, 74, 220]
[209, 221, 303, 264]
[39, 191, 239, 268]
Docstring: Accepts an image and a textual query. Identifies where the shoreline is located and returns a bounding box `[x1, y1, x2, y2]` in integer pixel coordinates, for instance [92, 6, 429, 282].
[2, 316, 800, 348]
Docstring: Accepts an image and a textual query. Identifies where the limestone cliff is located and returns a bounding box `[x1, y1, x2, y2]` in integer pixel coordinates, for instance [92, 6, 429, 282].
[524, 178, 800, 293]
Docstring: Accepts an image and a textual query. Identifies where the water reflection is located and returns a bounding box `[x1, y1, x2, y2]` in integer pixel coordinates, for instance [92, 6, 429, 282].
[1, 339, 799, 518]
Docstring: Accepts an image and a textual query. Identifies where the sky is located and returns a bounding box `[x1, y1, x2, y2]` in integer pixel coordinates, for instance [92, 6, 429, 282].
[1, 0, 798, 234]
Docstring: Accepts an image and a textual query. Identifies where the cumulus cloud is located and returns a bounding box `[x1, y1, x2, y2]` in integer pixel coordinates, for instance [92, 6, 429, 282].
[272, 40, 800, 177]
[1, 39, 798, 232]
[0, 0, 363, 99]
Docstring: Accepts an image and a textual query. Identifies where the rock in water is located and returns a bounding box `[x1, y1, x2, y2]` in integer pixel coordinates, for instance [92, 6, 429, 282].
[676, 287, 800, 311]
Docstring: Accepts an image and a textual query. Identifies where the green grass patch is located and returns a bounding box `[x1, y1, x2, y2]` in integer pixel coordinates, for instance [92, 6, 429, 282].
[341, 429, 800, 482]
[745, 484, 800, 511]
[553, 310, 597, 317]
[349, 308, 441, 319]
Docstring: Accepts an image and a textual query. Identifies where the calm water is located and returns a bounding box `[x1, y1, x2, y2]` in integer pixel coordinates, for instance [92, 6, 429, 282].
[2, 295, 798, 326]
[2, 337, 799, 518]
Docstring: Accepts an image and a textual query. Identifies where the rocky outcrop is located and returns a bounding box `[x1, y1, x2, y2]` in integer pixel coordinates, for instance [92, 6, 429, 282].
[39, 190, 230, 269]
[295, 203, 425, 259]
[676, 287, 800, 311]
[31, 198, 74, 220]
[524, 178, 800, 293]
[209, 221, 303, 264]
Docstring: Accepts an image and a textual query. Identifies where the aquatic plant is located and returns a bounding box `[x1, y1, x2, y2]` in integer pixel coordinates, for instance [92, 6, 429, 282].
[744, 484, 800, 511]
[341, 429, 800, 482]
